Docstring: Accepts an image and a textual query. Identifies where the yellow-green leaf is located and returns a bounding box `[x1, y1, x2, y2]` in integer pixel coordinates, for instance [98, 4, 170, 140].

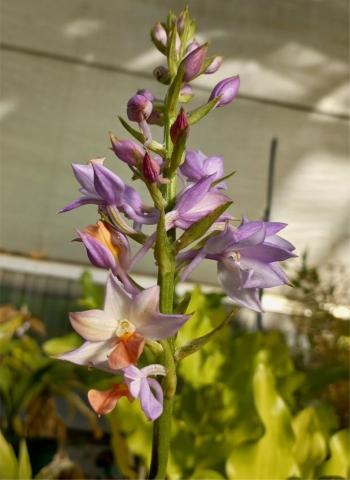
[0, 430, 18, 479]
[317, 429, 350, 478]
[18, 439, 32, 480]
[226, 360, 300, 479]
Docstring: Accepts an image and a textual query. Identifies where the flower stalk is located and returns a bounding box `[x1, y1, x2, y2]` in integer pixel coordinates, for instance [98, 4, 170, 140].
[57, 6, 296, 480]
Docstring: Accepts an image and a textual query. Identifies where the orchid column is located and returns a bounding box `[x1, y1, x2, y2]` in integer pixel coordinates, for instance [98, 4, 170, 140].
[58, 7, 295, 479]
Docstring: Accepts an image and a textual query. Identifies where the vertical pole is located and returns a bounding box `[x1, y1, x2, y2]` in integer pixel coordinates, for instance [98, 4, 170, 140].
[256, 137, 278, 330]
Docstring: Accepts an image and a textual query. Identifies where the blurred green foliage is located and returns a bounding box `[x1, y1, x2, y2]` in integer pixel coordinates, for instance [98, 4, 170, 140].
[0, 267, 349, 479]
[0, 430, 31, 480]
[107, 286, 349, 479]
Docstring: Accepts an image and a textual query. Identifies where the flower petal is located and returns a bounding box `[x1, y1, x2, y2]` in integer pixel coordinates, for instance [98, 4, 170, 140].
[265, 235, 296, 253]
[108, 333, 145, 370]
[240, 258, 289, 288]
[58, 339, 114, 371]
[92, 162, 125, 206]
[78, 230, 116, 271]
[234, 221, 267, 246]
[104, 273, 131, 320]
[140, 378, 163, 421]
[240, 243, 295, 263]
[58, 196, 101, 213]
[69, 310, 116, 341]
[176, 175, 215, 214]
[130, 286, 160, 323]
[217, 259, 262, 312]
[136, 313, 189, 340]
[72, 163, 95, 193]
[88, 384, 130, 415]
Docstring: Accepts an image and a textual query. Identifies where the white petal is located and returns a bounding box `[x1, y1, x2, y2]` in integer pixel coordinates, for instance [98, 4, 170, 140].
[104, 273, 132, 319]
[69, 309, 116, 341]
[58, 339, 114, 372]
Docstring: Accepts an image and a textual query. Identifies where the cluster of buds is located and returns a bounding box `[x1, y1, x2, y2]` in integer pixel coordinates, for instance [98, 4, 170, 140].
[58, 6, 295, 428]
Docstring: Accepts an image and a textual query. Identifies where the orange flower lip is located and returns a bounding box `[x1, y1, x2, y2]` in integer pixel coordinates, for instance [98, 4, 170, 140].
[83, 220, 122, 259]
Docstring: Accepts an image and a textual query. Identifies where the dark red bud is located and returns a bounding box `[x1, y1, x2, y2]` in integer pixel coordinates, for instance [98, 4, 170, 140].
[142, 152, 160, 183]
[170, 108, 189, 143]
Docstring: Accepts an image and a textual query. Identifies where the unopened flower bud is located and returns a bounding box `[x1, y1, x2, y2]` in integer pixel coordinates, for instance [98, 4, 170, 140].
[137, 89, 155, 102]
[205, 56, 223, 74]
[78, 220, 130, 273]
[182, 43, 208, 82]
[185, 40, 200, 55]
[151, 22, 167, 52]
[208, 75, 240, 107]
[175, 31, 181, 54]
[109, 133, 144, 167]
[179, 84, 194, 103]
[153, 65, 171, 85]
[142, 152, 160, 183]
[177, 10, 186, 34]
[127, 94, 153, 122]
[170, 108, 189, 144]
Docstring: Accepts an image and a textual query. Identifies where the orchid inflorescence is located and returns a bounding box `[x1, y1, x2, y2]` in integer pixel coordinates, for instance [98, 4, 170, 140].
[58, 7, 295, 476]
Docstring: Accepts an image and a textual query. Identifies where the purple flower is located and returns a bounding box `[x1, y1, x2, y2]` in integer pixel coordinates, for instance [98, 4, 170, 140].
[185, 40, 200, 55]
[110, 133, 145, 167]
[166, 175, 231, 230]
[179, 219, 296, 311]
[205, 56, 223, 74]
[151, 22, 167, 50]
[182, 44, 208, 82]
[137, 89, 155, 102]
[59, 159, 157, 225]
[87, 363, 166, 420]
[124, 364, 166, 421]
[209, 75, 240, 107]
[59, 273, 189, 371]
[77, 220, 137, 293]
[127, 94, 153, 122]
[180, 150, 226, 188]
[127, 93, 154, 143]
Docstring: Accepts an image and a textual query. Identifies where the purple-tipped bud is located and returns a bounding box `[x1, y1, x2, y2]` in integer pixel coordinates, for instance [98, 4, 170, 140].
[208, 75, 240, 107]
[142, 152, 160, 183]
[175, 31, 181, 55]
[127, 94, 153, 122]
[109, 133, 144, 167]
[179, 84, 194, 103]
[153, 65, 171, 85]
[182, 44, 208, 82]
[137, 89, 155, 102]
[185, 40, 200, 55]
[170, 108, 189, 144]
[205, 56, 223, 74]
[151, 22, 167, 49]
[177, 11, 186, 34]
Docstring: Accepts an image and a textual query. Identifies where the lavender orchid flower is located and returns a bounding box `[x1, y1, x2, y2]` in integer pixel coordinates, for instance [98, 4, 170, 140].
[180, 150, 226, 188]
[179, 219, 296, 311]
[124, 364, 166, 421]
[59, 158, 158, 225]
[166, 174, 231, 230]
[129, 175, 231, 267]
[87, 364, 166, 421]
[77, 220, 138, 294]
[59, 273, 189, 370]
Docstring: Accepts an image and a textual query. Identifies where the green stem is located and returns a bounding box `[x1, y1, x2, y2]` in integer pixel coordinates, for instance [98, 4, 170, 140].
[149, 106, 177, 478]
